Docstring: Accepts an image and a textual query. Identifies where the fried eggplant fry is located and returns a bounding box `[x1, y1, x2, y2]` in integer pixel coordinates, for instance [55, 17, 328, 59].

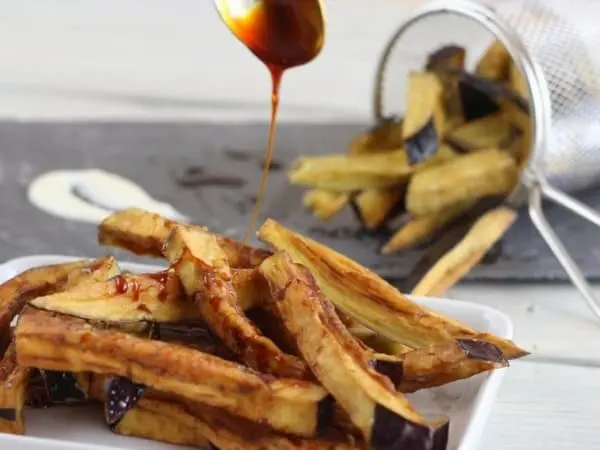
[475, 40, 511, 82]
[89, 374, 360, 450]
[15, 307, 329, 437]
[29, 270, 198, 324]
[372, 339, 507, 393]
[0, 344, 30, 435]
[260, 252, 448, 450]
[288, 151, 413, 191]
[426, 45, 466, 72]
[87, 374, 211, 447]
[406, 148, 519, 217]
[381, 202, 474, 254]
[114, 397, 211, 447]
[402, 72, 446, 164]
[351, 187, 403, 230]
[98, 208, 272, 268]
[0, 259, 98, 331]
[164, 226, 310, 379]
[426, 45, 466, 129]
[184, 400, 363, 450]
[258, 219, 527, 359]
[411, 207, 517, 297]
[445, 113, 518, 152]
[303, 189, 351, 221]
[347, 116, 404, 156]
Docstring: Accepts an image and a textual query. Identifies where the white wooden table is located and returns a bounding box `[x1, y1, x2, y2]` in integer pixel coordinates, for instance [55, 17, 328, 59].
[1, 1, 599, 449]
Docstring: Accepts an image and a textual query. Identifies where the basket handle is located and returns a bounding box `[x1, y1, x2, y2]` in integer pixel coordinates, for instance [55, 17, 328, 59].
[528, 179, 600, 321]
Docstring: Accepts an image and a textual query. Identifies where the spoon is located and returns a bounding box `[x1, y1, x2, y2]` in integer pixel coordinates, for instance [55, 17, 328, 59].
[213, 0, 326, 70]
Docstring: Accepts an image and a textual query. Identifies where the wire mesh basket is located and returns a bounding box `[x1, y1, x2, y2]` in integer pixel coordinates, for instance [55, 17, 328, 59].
[373, 0, 600, 320]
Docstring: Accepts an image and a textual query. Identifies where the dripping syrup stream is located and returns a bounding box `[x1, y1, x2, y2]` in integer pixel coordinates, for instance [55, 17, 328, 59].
[242, 66, 283, 243]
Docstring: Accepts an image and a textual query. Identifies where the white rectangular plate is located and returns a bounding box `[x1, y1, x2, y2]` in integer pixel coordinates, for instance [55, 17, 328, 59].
[0, 255, 514, 450]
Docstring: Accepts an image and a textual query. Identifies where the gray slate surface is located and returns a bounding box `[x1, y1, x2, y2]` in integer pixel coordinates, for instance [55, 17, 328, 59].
[0, 121, 598, 283]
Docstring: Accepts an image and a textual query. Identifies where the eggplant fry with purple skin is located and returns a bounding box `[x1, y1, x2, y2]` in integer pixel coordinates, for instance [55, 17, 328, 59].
[411, 207, 517, 298]
[406, 148, 519, 217]
[98, 207, 272, 268]
[29, 270, 198, 324]
[426, 45, 466, 130]
[258, 219, 528, 360]
[402, 72, 446, 165]
[0, 259, 100, 331]
[90, 374, 362, 450]
[14, 307, 329, 438]
[0, 344, 30, 435]
[163, 226, 310, 379]
[260, 252, 448, 450]
[371, 339, 507, 393]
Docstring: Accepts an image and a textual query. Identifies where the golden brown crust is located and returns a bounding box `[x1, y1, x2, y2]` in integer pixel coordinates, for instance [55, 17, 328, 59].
[303, 189, 351, 222]
[379, 339, 508, 393]
[114, 397, 211, 447]
[0, 260, 94, 330]
[258, 219, 527, 360]
[98, 208, 271, 268]
[260, 252, 425, 441]
[30, 270, 199, 323]
[0, 344, 30, 435]
[411, 207, 517, 298]
[164, 226, 310, 379]
[91, 375, 362, 450]
[15, 307, 327, 437]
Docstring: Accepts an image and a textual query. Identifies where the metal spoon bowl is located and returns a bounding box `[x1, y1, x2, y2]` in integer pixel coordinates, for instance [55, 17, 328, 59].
[213, 0, 326, 68]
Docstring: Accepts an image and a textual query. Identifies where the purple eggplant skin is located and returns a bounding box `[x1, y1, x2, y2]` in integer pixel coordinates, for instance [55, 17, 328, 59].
[27, 370, 89, 408]
[105, 376, 147, 427]
[372, 359, 404, 387]
[456, 339, 504, 363]
[41, 371, 88, 404]
[0, 408, 16, 421]
[316, 394, 336, 437]
[404, 120, 439, 165]
[455, 71, 529, 122]
[371, 405, 449, 450]
[425, 45, 466, 71]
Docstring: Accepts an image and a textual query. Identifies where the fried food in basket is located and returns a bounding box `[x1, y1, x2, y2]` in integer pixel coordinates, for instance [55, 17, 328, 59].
[405, 148, 519, 217]
[287, 40, 532, 297]
[0, 208, 527, 449]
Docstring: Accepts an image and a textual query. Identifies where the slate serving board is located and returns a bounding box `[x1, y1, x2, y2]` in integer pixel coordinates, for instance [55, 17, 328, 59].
[0, 121, 598, 283]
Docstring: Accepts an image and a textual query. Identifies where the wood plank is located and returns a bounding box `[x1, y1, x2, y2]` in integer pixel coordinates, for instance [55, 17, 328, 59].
[449, 283, 600, 363]
[482, 360, 600, 450]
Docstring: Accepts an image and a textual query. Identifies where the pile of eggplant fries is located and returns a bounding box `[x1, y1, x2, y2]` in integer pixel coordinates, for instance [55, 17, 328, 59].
[290, 40, 531, 297]
[0, 208, 527, 449]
